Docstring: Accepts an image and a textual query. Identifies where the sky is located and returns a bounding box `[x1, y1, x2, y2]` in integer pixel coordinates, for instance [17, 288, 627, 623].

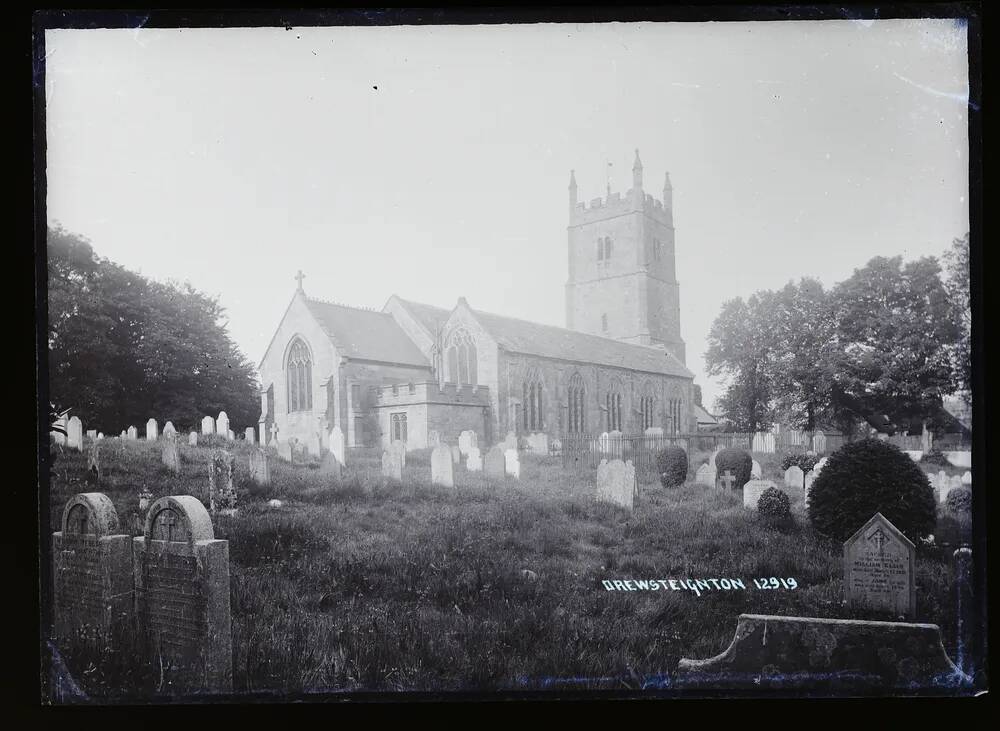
[44, 19, 970, 412]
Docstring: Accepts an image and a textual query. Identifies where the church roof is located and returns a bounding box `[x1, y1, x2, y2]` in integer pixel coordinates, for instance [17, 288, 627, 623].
[392, 297, 452, 336]
[694, 403, 719, 425]
[303, 297, 431, 367]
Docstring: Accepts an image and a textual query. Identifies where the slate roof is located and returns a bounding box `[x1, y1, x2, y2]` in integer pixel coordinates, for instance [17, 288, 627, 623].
[303, 297, 431, 367]
[394, 296, 693, 379]
[694, 403, 719, 425]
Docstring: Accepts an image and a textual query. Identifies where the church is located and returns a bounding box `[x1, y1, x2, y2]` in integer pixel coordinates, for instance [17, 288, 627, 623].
[256, 151, 696, 452]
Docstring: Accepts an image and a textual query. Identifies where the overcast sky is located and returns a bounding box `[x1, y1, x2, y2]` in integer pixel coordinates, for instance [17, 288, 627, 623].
[44, 19, 970, 412]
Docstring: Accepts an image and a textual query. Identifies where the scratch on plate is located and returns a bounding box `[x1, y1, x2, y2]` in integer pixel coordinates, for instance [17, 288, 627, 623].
[893, 72, 977, 111]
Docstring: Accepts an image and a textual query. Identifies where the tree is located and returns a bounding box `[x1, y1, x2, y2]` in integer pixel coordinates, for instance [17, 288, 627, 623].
[705, 294, 776, 435]
[942, 232, 971, 403]
[47, 226, 260, 431]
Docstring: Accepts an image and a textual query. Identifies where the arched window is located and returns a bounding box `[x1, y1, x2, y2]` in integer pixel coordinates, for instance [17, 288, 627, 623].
[286, 338, 313, 414]
[640, 395, 655, 430]
[522, 372, 544, 432]
[567, 373, 586, 434]
[605, 389, 623, 432]
[445, 329, 478, 386]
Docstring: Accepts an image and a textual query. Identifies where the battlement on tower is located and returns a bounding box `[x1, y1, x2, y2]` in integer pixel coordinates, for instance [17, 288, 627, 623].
[571, 188, 670, 225]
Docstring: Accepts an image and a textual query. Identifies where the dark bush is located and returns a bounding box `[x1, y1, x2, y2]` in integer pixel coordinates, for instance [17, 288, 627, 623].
[921, 448, 952, 468]
[715, 448, 752, 489]
[656, 446, 688, 488]
[757, 487, 791, 526]
[780, 453, 820, 473]
[945, 485, 972, 514]
[808, 438, 936, 542]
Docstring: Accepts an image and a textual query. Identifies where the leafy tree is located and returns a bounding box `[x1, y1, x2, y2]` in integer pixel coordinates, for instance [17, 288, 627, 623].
[942, 232, 971, 403]
[47, 226, 260, 432]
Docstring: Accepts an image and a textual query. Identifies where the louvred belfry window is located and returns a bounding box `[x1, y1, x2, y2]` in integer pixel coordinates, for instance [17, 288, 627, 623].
[286, 338, 313, 413]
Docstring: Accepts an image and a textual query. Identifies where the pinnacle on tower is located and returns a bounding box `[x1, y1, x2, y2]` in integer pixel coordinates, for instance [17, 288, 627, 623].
[569, 169, 577, 209]
[632, 149, 643, 190]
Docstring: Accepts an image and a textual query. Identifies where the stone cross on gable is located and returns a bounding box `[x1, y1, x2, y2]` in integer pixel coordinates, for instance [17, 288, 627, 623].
[295, 270, 306, 292]
[719, 470, 736, 490]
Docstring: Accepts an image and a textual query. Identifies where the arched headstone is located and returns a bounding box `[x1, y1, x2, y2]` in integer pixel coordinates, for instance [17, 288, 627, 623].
[466, 447, 482, 472]
[146, 418, 158, 441]
[249, 447, 270, 486]
[201, 416, 215, 435]
[163, 421, 177, 440]
[66, 416, 83, 451]
[216, 411, 229, 438]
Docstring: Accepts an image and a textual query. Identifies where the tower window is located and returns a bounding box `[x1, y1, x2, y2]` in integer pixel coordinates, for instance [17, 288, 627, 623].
[601, 314, 608, 332]
[597, 236, 613, 262]
[605, 237, 613, 260]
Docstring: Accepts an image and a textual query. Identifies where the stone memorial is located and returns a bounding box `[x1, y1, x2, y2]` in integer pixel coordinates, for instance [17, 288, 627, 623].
[382, 450, 402, 481]
[843, 512, 916, 617]
[904, 450, 923, 462]
[216, 412, 229, 438]
[431, 444, 454, 488]
[201, 416, 215, 435]
[277, 440, 292, 463]
[227, 429, 235, 441]
[484, 446, 506, 480]
[328, 425, 346, 467]
[597, 432, 610, 453]
[127, 426, 138, 441]
[52, 493, 133, 644]
[306, 431, 321, 457]
[188, 431, 198, 446]
[466, 447, 482, 472]
[504, 448, 520, 479]
[133, 496, 233, 692]
[961, 471, 972, 485]
[742, 479, 777, 510]
[97, 432, 104, 440]
[390, 439, 407, 467]
[717, 470, 737, 491]
[163, 422, 177, 440]
[527, 432, 549, 455]
[162, 440, 180, 475]
[458, 430, 477, 456]
[146, 418, 158, 441]
[120, 430, 127, 439]
[784, 465, 804, 489]
[208, 450, 238, 515]
[451, 444, 461, 465]
[751, 460, 762, 479]
[66, 416, 83, 452]
[248, 448, 270, 486]
[85, 443, 101, 485]
[244, 427, 254, 445]
[86, 429, 97, 440]
[595, 459, 636, 510]
[695, 463, 716, 487]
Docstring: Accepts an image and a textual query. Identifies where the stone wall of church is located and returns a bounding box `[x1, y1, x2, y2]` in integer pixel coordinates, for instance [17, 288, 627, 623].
[497, 351, 693, 438]
[338, 361, 434, 447]
[439, 303, 501, 442]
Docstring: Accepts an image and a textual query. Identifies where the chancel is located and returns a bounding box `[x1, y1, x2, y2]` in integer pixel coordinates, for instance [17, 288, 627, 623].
[257, 152, 696, 452]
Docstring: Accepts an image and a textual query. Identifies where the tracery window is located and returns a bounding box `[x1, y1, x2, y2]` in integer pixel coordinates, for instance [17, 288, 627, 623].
[640, 395, 655, 430]
[605, 389, 623, 432]
[286, 338, 313, 413]
[445, 328, 478, 386]
[566, 373, 586, 434]
[522, 373, 544, 432]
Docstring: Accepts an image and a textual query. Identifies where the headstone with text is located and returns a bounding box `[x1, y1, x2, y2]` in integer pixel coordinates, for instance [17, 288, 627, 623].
[127, 426, 138, 441]
[216, 412, 230, 439]
[784, 465, 805, 489]
[843, 512, 915, 617]
[328, 425, 346, 467]
[695, 463, 716, 487]
[244, 427, 254, 445]
[188, 431, 198, 447]
[751, 460, 762, 479]
[742, 479, 777, 510]
[201, 416, 215, 435]
[163, 422, 177, 440]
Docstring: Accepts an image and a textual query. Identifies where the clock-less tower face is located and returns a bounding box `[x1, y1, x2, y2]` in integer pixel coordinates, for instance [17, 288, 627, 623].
[564, 155, 686, 365]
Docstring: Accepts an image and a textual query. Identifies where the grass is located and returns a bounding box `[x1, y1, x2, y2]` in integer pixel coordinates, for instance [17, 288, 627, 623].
[45, 436, 972, 695]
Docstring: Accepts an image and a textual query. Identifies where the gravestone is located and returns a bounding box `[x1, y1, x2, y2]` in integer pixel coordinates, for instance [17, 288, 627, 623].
[146, 418, 158, 441]
[695, 463, 716, 487]
[120, 430, 127, 439]
[784, 465, 804, 489]
[644, 427, 663, 437]
[813, 457, 828, 475]
[390, 439, 406, 467]
[188, 431, 198, 447]
[595, 459, 636, 510]
[85, 443, 101, 486]
[428, 430, 441, 448]
[201, 416, 215, 435]
[227, 429, 235, 441]
[306, 432, 321, 457]
[742, 479, 777, 510]
[431, 444, 454, 488]
[216, 412, 229, 438]
[961, 471, 972, 485]
[717, 470, 737, 491]
[329, 425, 345, 467]
[597, 432, 610, 452]
[133, 496, 232, 692]
[162, 440, 180, 475]
[277, 440, 292, 463]
[451, 444, 461, 465]
[485, 446, 506, 480]
[504, 448, 520, 479]
[843, 512, 916, 617]
[97, 432, 104, 440]
[86, 429, 97, 440]
[934, 470, 949, 503]
[382, 450, 402, 481]
[248, 448, 270, 486]
[458, 430, 477, 456]
[127, 426, 138, 441]
[163, 422, 177, 440]
[52, 493, 133, 645]
[208, 450, 238, 515]
[503, 431, 518, 451]
[904, 450, 923, 462]
[751, 460, 762, 479]
[527, 432, 549, 455]
[244, 427, 254, 445]
[466, 447, 482, 472]
[52, 415, 68, 445]
[66, 416, 83, 452]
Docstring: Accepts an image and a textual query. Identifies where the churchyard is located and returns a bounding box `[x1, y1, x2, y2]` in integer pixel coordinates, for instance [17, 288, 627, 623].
[46, 431, 973, 697]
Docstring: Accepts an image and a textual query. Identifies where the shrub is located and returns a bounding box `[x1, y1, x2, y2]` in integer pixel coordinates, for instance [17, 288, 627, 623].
[715, 448, 752, 488]
[757, 487, 791, 526]
[656, 446, 688, 488]
[780, 453, 819, 473]
[808, 438, 936, 542]
[921, 448, 952, 468]
[945, 486, 972, 514]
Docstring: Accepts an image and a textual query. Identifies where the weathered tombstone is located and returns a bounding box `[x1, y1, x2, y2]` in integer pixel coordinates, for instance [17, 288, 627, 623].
[503, 431, 518, 452]
[428, 430, 441, 448]
[329, 425, 345, 466]
[133, 496, 232, 692]
[485, 446, 506, 480]
[161, 440, 180, 475]
[306, 431, 321, 457]
[163, 422, 177, 440]
[97, 432, 104, 440]
[86, 429, 97, 440]
[241, 426, 253, 445]
[843, 512, 916, 617]
[451, 444, 461, 466]
[458, 430, 475, 456]
[431, 444, 454, 488]
[504, 448, 520, 479]
[52, 414, 68, 445]
[248, 448, 270, 486]
[216, 411, 230, 438]
[188, 431, 198, 447]
[742, 479, 777, 510]
[595, 459, 634, 510]
[717, 470, 737, 491]
[903, 450, 923, 462]
[201, 416, 215, 435]
[277, 439, 292, 463]
[933, 470, 948, 503]
[784, 465, 804, 489]
[66, 416, 83, 451]
[146, 418, 158, 441]
[208, 450, 238, 515]
[85, 443, 101, 486]
[961, 471, 972, 485]
[751, 460, 762, 479]
[127, 426, 138, 441]
[120, 430, 127, 439]
[227, 429, 235, 441]
[466, 447, 482, 472]
[390, 439, 407, 467]
[382, 450, 402, 481]
[527, 432, 549, 454]
[695, 463, 716, 487]
[52, 493, 133, 645]
[644, 427, 663, 437]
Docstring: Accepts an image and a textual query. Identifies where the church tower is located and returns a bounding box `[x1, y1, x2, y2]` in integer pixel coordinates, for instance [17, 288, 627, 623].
[565, 150, 686, 363]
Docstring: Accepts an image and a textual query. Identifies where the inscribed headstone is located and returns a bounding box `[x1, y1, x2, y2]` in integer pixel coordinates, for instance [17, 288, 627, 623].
[146, 418, 158, 441]
[784, 465, 804, 489]
[504, 448, 520, 479]
[751, 460, 762, 479]
[216, 412, 229, 438]
[843, 512, 915, 617]
[248, 447, 270, 486]
[201, 416, 215, 435]
[596, 459, 634, 510]
[328, 425, 345, 466]
[163, 422, 177, 440]
[695, 463, 716, 487]
[161, 440, 180, 474]
[127, 426, 138, 441]
[904, 450, 923, 462]
[742, 479, 777, 510]
[431, 444, 454, 488]
[458, 430, 476, 456]
[485, 446, 506, 480]
[466, 447, 482, 472]
[208, 450, 238, 515]
[188, 431, 198, 446]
